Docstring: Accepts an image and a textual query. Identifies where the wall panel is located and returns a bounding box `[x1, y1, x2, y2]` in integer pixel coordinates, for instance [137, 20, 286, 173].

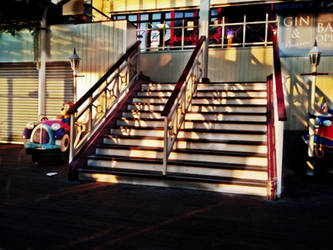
[140, 47, 273, 83]
[281, 56, 333, 131]
[49, 20, 135, 99]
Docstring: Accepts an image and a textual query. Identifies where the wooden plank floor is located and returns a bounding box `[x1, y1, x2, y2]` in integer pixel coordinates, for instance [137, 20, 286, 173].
[1, 143, 333, 250]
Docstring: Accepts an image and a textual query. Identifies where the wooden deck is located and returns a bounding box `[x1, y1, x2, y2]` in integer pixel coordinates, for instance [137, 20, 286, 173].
[1, 143, 333, 250]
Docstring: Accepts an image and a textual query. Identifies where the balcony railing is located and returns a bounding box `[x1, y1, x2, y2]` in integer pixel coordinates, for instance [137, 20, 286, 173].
[137, 14, 277, 51]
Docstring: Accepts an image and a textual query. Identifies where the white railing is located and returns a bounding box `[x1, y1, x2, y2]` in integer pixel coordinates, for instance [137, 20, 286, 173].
[68, 42, 141, 163]
[136, 13, 277, 51]
[161, 36, 205, 175]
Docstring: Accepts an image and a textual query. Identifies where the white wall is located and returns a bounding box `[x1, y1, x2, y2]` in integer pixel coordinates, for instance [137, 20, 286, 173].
[49, 20, 137, 99]
[281, 56, 333, 130]
[140, 47, 273, 83]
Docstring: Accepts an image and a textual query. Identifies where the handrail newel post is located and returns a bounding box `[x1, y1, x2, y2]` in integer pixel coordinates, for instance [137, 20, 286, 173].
[163, 116, 169, 175]
[69, 113, 75, 163]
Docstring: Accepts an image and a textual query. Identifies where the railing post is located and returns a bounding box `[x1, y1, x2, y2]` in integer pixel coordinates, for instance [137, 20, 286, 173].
[88, 96, 93, 131]
[69, 113, 75, 163]
[163, 116, 168, 175]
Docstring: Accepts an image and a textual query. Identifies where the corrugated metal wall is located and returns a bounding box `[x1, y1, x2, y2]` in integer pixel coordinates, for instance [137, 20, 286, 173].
[139, 47, 273, 83]
[208, 47, 273, 82]
[49, 21, 136, 99]
[0, 62, 73, 143]
[281, 56, 333, 131]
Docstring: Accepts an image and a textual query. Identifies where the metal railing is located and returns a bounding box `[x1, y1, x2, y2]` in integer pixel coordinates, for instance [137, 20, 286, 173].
[161, 36, 205, 175]
[209, 13, 277, 48]
[137, 13, 277, 51]
[267, 28, 286, 199]
[67, 41, 141, 163]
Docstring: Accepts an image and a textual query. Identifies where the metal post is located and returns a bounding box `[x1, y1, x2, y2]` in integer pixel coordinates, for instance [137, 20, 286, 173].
[163, 116, 168, 175]
[308, 65, 317, 158]
[199, 0, 210, 79]
[242, 15, 246, 47]
[38, 8, 47, 119]
[69, 114, 75, 162]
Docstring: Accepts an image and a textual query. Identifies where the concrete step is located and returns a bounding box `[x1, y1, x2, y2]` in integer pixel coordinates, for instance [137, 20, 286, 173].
[103, 135, 267, 153]
[127, 103, 267, 113]
[132, 97, 169, 104]
[197, 82, 267, 91]
[141, 83, 176, 91]
[87, 155, 267, 181]
[192, 97, 267, 105]
[122, 110, 267, 121]
[137, 91, 172, 97]
[185, 112, 267, 122]
[110, 127, 267, 142]
[195, 90, 266, 98]
[78, 166, 267, 196]
[183, 120, 267, 132]
[94, 145, 268, 167]
[117, 118, 267, 131]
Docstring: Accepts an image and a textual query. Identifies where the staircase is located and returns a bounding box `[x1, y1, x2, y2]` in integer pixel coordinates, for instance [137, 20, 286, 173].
[78, 81, 269, 196]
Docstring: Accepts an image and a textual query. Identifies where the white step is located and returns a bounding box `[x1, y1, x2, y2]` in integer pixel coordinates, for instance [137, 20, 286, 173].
[137, 91, 172, 97]
[128, 104, 164, 112]
[189, 105, 266, 113]
[87, 158, 267, 181]
[95, 147, 268, 166]
[183, 120, 267, 132]
[117, 118, 164, 128]
[117, 119, 267, 131]
[128, 104, 266, 113]
[132, 97, 168, 104]
[122, 111, 162, 119]
[103, 136, 267, 153]
[79, 172, 268, 197]
[141, 83, 176, 91]
[196, 91, 266, 98]
[197, 83, 267, 91]
[185, 112, 267, 122]
[110, 128, 267, 142]
[192, 98, 267, 105]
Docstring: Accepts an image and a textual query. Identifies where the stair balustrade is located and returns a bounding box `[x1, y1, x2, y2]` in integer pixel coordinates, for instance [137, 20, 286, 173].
[267, 28, 287, 199]
[161, 36, 205, 175]
[67, 41, 141, 164]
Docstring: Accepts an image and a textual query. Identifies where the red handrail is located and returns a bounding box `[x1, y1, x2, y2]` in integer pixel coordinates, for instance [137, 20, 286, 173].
[161, 36, 205, 116]
[272, 28, 287, 121]
[267, 74, 277, 200]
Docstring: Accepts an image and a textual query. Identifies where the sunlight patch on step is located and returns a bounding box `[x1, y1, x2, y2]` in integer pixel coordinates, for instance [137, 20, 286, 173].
[91, 174, 119, 183]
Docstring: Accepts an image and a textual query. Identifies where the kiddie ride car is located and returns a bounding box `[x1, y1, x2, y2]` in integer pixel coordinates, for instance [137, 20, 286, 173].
[22, 102, 73, 166]
[303, 98, 333, 174]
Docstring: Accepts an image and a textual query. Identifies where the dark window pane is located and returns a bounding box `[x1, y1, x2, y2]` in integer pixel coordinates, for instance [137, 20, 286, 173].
[152, 13, 161, 20]
[128, 15, 137, 22]
[140, 14, 149, 21]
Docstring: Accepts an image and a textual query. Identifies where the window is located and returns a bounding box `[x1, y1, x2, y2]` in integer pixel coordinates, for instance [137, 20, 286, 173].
[111, 5, 277, 51]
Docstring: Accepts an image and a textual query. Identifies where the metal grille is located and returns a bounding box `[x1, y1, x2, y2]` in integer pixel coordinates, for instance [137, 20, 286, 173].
[32, 125, 50, 144]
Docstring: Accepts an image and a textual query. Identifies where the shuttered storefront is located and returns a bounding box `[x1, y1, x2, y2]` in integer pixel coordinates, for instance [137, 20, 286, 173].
[0, 62, 73, 143]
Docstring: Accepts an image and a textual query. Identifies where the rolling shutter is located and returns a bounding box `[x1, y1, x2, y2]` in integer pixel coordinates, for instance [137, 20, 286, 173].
[0, 62, 73, 143]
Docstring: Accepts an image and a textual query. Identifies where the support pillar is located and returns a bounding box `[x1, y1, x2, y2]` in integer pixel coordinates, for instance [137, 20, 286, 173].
[38, 9, 47, 119]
